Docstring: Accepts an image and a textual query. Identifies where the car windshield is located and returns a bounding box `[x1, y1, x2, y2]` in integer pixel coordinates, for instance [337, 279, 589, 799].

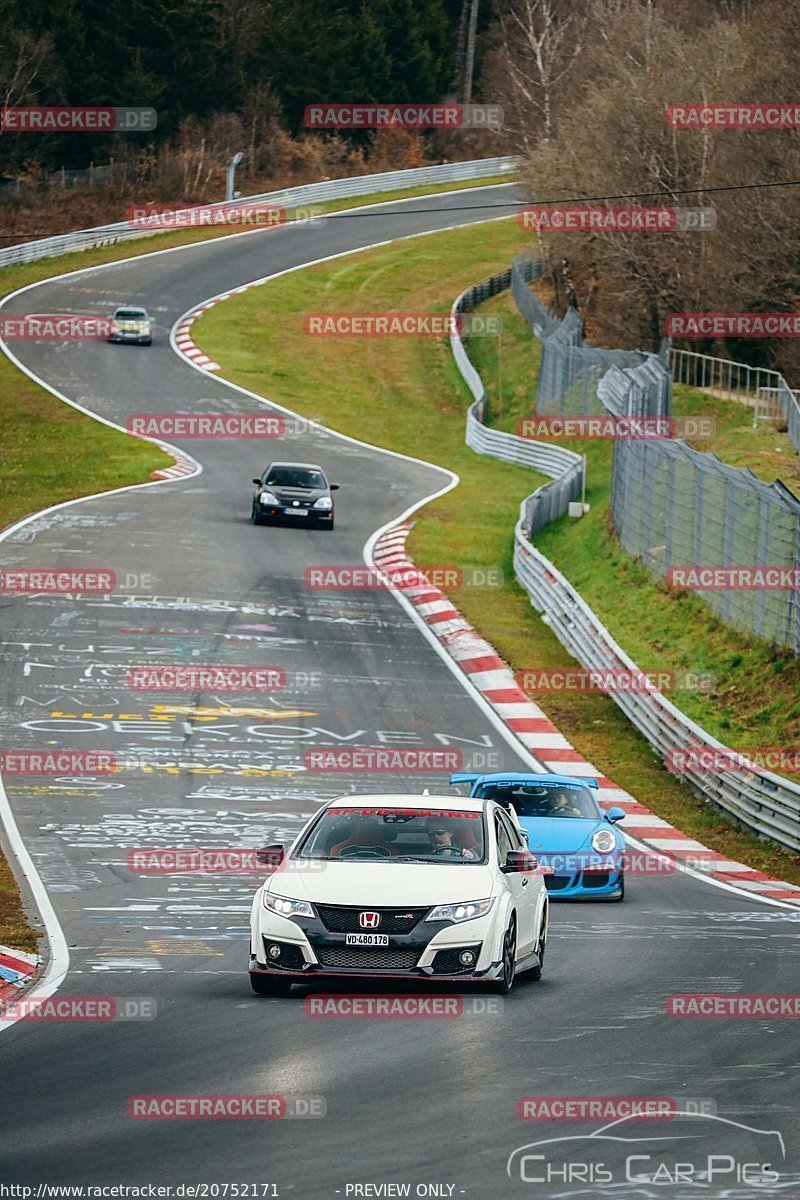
[115, 309, 146, 320]
[265, 467, 325, 489]
[478, 782, 597, 818]
[296, 807, 486, 862]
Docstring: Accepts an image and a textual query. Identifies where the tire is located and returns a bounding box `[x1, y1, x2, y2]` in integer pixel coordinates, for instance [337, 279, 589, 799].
[251, 503, 263, 526]
[250, 972, 292, 996]
[524, 910, 547, 982]
[492, 917, 517, 995]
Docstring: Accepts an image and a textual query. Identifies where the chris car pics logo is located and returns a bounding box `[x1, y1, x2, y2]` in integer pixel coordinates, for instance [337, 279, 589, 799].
[507, 1112, 787, 1188]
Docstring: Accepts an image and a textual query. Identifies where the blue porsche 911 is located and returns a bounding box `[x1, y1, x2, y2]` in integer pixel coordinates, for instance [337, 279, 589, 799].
[451, 771, 627, 900]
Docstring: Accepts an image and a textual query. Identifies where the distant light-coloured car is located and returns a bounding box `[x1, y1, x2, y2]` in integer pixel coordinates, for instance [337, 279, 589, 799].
[108, 306, 152, 345]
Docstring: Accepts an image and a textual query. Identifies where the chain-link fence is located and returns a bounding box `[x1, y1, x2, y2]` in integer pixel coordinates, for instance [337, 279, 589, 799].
[600, 362, 800, 653]
[510, 253, 661, 418]
[509, 253, 561, 336]
[0, 159, 142, 197]
[507, 251, 800, 652]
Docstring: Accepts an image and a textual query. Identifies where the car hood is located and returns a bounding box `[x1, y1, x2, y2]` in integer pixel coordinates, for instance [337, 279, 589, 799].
[520, 816, 608, 853]
[265, 484, 327, 501]
[267, 860, 493, 905]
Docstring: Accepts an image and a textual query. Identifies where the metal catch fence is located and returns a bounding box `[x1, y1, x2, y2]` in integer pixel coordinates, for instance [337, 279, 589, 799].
[510, 254, 664, 418]
[600, 363, 800, 653]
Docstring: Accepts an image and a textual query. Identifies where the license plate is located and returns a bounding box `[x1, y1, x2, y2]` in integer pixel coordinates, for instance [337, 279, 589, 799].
[284, 508, 308, 516]
[345, 933, 389, 946]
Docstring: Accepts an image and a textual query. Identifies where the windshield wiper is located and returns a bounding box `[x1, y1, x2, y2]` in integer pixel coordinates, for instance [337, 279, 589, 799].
[392, 854, 464, 863]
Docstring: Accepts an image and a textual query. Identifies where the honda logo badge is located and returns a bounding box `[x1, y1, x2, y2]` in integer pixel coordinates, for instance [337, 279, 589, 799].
[359, 911, 381, 929]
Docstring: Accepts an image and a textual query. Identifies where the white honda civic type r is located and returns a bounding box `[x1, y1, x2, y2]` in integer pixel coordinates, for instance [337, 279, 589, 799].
[248, 793, 549, 996]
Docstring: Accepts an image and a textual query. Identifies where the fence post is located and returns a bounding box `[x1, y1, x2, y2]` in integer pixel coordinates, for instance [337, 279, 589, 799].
[792, 519, 800, 653]
[753, 497, 771, 641]
[693, 468, 705, 565]
[721, 479, 736, 623]
[663, 452, 677, 571]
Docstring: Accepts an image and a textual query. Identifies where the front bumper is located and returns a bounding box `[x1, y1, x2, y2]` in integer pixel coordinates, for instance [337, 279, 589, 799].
[109, 330, 151, 343]
[255, 502, 332, 523]
[540, 850, 624, 897]
[251, 906, 502, 982]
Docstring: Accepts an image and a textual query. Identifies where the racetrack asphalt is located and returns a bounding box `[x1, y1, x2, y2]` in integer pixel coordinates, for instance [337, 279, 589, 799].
[0, 186, 798, 1197]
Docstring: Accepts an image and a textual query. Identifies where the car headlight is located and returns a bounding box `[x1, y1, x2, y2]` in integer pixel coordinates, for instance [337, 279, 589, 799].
[591, 829, 618, 854]
[263, 893, 314, 919]
[313, 497, 333, 510]
[259, 491, 279, 504]
[426, 898, 494, 923]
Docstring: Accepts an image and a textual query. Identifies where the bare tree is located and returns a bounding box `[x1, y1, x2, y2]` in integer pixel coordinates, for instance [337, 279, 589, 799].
[498, 0, 585, 149]
[0, 31, 52, 122]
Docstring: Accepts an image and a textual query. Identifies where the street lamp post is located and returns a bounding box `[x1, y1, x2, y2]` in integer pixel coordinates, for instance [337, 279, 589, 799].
[225, 151, 244, 202]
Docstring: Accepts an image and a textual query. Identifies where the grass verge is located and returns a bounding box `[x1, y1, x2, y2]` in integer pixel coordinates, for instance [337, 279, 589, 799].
[193, 219, 800, 886]
[0, 853, 38, 954]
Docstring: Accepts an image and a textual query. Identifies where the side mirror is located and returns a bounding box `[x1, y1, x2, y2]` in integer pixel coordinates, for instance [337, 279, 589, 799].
[606, 807, 626, 823]
[329, 483, 340, 491]
[252, 478, 262, 486]
[256, 843, 284, 868]
[502, 849, 538, 873]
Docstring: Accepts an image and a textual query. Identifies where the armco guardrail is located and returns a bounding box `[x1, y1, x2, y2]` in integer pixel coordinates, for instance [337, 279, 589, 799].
[0, 157, 517, 270]
[513, 532, 800, 851]
[451, 260, 800, 852]
[452, 271, 585, 536]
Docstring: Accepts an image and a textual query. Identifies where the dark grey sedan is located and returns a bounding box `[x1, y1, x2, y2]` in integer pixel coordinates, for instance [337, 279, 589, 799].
[251, 461, 339, 529]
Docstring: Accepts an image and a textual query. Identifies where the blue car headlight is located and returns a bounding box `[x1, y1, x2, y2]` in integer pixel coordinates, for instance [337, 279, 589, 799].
[591, 828, 618, 854]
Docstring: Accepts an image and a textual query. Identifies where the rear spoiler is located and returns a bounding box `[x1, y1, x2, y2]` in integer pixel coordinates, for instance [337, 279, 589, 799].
[450, 771, 599, 789]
